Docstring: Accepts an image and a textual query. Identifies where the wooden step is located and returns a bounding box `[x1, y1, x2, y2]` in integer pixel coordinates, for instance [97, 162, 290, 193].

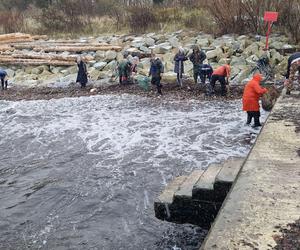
[154, 175, 187, 221]
[214, 157, 245, 201]
[192, 163, 222, 201]
[174, 170, 205, 202]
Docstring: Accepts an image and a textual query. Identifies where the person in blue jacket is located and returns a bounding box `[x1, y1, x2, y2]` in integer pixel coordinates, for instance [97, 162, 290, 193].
[174, 47, 188, 86]
[149, 53, 164, 95]
[0, 69, 8, 90]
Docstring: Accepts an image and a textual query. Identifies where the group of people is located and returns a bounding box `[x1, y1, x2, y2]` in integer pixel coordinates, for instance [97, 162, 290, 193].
[1, 48, 300, 128]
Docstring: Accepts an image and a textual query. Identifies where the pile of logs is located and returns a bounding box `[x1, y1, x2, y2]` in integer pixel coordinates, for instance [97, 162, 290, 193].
[0, 33, 123, 66]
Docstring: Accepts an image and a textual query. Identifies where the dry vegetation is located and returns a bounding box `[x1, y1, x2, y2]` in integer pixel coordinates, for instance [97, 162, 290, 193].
[0, 0, 299, 42]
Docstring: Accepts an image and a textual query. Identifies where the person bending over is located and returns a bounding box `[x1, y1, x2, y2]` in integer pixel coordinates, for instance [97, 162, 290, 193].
[209, 64, 231, 96]
[284, 52, 300, 95]
[0, 69, 8, 90]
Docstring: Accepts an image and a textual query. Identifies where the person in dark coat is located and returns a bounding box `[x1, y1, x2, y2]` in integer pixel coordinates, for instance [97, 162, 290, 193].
[76, 56, 88, 88]
[199, 60, 213, 85]
[0, 69, 8, 90]
[149, 54, 164, 95]
[118, 54, 132, 85]
[174, 47, 188, 86]
[284, 52, 300, 95]
[189, 45, 207, 84]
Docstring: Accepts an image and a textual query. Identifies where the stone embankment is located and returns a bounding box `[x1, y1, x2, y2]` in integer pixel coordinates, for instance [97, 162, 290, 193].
[0, 31, 297, 89]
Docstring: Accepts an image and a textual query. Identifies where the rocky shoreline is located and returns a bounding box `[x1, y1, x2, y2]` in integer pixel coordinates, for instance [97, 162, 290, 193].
[0, 81, 244, 102]
[0, 30, 297, 91]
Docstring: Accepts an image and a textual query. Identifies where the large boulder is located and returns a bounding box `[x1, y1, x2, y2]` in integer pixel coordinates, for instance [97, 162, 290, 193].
[5, 68, 15, 77]
[105, 50, 117, 61]
[95, 50, 106, 60]
[104, 60, 117, 71]
[168, 36, 180, 48]
[31, 67, 43, 75]
[144, 37, 155, 47]
[88, 68, 101, 81]
[230, 56, 247, 66]
[93, 62, 107, 70]
[243, 43, 259, 57]
[206, 47, 223, 60]
[161, 72, 177, 84]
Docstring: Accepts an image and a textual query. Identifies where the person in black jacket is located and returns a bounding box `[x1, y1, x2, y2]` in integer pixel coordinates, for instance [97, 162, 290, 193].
[0, 69, 8, 90]
[149, 54, 164, 95]
[76, 56, 88, 88]
[189, 45, 206, 84]
[284, 52, 300, 95]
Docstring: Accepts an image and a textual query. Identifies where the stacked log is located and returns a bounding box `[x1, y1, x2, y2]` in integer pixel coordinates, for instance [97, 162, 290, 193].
[0, 33, 123, 66]
[0, 33, 33, 44]
[0, 52, 94, 66]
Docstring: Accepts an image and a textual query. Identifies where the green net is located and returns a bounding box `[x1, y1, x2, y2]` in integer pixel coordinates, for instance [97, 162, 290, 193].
[137, 76, 150, 91]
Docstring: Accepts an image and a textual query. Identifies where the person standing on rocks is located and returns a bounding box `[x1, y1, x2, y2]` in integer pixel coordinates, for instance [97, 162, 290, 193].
[208, 64, 231, 96]
[76, 56, 88, 88]
[284, 52, 300, 95]
[118, 54, 132, 85]
[189, 45, 207, 84]
[0, 69, 8, 91]
[149, 54, 164, 95]
[243, 73, 268, 128]
[174, 47, 188, 87]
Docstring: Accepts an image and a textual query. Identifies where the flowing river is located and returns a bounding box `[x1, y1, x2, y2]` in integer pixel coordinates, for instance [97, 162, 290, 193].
[0, 94, 267, 250]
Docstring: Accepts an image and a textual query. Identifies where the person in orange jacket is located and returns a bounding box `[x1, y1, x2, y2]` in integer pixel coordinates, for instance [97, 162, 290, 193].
[242, 73, 268, 127]
[208, 64, 230, 96]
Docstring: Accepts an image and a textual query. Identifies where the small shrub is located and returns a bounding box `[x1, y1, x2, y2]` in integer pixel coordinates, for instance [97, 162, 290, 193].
[0, 10, 25, 33]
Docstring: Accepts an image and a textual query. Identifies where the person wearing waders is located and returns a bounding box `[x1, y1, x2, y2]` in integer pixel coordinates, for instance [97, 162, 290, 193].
[209, 64, 231, 96]
[199, 60, 213, 85]
[76, 56, 88, 88]
[174, 47, 188, 87]
[189, 45, 206, 84]
[243, 73, 268, 128]
[284, 52, 300, 95]
[118, 54, 132, 85]
[149, 54, 164, 95]
[0, 69, 8, 90]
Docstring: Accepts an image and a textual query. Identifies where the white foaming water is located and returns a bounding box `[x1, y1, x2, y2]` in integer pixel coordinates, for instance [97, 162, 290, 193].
[0, 94, 268, 250]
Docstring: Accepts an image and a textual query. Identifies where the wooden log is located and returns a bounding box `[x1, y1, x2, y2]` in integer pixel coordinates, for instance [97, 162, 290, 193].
[0, 45, 13, 52]
[11, 53, 94, 62]
[0, 33, 31, 41]
[0, 38, 34, 44]
[13, 43, 113, 50]
[32, 45, 122, 52]
[0, 57, 75, 66]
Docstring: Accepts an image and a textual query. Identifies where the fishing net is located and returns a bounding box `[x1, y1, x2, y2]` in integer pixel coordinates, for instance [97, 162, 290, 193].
[137, 76, 150, 91]
[261, 86, 280, 111]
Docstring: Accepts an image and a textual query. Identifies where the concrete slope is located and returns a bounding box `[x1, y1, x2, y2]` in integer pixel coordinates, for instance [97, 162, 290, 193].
[201, 92, 300, 249]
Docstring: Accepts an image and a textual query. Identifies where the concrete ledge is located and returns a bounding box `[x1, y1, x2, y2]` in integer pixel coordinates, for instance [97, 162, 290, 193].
[201, 92, 300, 249]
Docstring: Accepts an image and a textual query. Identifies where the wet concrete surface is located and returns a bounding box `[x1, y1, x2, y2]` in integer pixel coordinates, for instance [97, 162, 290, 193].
[201, 92, 300, 250]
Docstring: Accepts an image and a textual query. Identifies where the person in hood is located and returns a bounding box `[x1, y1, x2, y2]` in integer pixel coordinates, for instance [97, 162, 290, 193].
[0, 69, 8, 90]
[189, 45, 206, 84]
[242, 73, 268, 127]
[174, 47, 188, 86]
[118, 54, 133, 85]
[76, 56, 88, 88]
[284, 52, 300, 95]
[149, 54, 164, 95]
[199, 59, 213, 85]
[209, 64, 231, 96]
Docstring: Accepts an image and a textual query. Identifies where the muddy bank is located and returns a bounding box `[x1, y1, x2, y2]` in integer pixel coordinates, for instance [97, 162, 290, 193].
[0, 81, 244, 102]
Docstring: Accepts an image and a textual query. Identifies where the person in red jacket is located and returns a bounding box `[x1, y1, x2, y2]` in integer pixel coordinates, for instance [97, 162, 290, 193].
[208, 64, 230, 96]
[243, 73, 268, 127]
